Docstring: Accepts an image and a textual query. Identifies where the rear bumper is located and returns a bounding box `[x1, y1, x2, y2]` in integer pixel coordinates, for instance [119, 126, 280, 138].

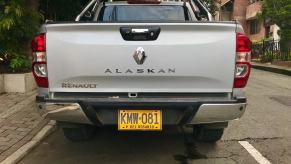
[36, 96, 247, 125]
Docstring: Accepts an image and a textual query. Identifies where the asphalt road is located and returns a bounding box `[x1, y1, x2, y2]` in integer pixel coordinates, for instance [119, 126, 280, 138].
[19, 69, 291, 164]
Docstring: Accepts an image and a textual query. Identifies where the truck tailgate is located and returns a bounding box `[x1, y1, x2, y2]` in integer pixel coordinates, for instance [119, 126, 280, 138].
[45, 23, 237, 93]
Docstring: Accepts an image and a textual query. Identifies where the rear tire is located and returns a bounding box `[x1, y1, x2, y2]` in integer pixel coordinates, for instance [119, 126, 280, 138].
[193, 126, 224, 143]
[60, 123, 96, 142]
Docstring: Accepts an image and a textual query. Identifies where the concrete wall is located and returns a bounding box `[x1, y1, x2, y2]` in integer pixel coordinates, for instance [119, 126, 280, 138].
[220, 11, 232, 21]
[246, 2, 262, 20]
[0, 74, 4, 94]
[246, 1, 266, 41]
[233, 0, 249, 33]
[25, 72, 37, 92]
[3, 73, 36, 93]
[220, 0, 231, 5]
[216, 0, 279, 42]
[249, 20, 266, 41]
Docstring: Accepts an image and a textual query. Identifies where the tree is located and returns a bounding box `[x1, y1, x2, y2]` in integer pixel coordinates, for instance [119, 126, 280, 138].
[0, 0, 42, 72]
[202, 0, 218, 16]
[260, 0, 291, 50]
[40, 0, 89, 21]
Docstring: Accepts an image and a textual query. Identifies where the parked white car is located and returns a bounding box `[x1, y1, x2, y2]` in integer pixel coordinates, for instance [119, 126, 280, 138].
[32, 0, 252, 142]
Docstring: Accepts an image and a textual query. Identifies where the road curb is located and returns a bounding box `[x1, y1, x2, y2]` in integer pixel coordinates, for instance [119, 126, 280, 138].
[252, 63, 291, 76]
[0, 120, 56, 164]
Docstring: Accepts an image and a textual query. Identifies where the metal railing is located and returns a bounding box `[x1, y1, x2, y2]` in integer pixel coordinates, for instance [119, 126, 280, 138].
[252, 39, 291, 62]
[75, 0, 212, 21]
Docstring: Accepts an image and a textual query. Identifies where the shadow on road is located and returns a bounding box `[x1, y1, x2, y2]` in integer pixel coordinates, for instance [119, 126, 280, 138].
[21, 126, 218, 164]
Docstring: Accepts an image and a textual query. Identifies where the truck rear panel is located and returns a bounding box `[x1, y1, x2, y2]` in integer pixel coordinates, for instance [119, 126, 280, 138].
[45, 22, 237, 93]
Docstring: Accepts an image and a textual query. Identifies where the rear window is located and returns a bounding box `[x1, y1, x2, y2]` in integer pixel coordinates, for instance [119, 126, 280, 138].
[97, 5, 192, 22]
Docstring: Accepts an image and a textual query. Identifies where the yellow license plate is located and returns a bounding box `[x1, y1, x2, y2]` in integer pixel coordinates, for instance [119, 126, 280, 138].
[118, 109, 162, 131]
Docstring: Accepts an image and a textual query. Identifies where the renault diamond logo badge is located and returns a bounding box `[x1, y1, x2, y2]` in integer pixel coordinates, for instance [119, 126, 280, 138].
[133, 47, 147, 65]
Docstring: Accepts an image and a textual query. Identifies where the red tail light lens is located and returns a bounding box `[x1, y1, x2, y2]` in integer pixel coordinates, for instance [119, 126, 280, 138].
[236, 33, 252, 53]
[31, 33, 46, 52]
[234, 33, 252, 88]
[31, 33, 48, 88]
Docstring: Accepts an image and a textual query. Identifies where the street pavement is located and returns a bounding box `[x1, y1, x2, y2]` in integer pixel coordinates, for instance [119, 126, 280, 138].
[0, 91, 49, 162]
[19, 69, 291, 164]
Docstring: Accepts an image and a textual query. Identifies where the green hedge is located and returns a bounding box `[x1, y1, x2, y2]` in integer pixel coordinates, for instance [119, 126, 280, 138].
[0, 0, 42, 73]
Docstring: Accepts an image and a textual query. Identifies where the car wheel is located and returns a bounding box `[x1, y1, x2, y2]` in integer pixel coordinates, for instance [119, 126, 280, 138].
[61, 123, 96, 142]
[193, 126, 224, 143]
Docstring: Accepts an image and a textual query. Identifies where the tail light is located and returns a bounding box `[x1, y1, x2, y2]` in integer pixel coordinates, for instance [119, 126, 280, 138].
[31, 33, 48, 88]
[234, 33, 252, 88]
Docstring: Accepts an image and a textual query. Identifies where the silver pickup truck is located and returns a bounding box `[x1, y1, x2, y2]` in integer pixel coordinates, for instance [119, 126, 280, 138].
[31, 0, 252, 142]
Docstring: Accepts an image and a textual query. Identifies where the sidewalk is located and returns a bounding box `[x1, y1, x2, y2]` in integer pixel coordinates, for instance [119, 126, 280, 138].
[251, 62, 291, 76]
[0, 91, 52, 162]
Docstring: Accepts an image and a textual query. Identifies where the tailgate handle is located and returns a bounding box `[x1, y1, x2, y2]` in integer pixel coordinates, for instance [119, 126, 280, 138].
[120, 27, 160, 41]
[131, 29, 149, 33]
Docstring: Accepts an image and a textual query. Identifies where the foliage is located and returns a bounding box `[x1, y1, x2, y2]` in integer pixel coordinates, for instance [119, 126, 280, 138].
[260, 52, 274, 63]
[260, 51, 291, 62]
[40, 0, 89, 21]
[252, 41, 263, 59]
[9, 55, 30, 72]
[0, 0, 42, 72]
[252, 39, 291, 62]
[201, 0, 218, 16]
[260, 0, 291, 51]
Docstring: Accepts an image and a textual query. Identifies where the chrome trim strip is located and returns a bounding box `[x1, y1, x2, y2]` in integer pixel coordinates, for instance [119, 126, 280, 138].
[190, 103, 246, 124]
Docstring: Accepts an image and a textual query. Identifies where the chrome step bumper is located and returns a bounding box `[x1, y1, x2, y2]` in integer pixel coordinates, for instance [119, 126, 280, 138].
[37, 103, 92, 124]
[36, 96, 246, 125]
[190, 103, 246, 124]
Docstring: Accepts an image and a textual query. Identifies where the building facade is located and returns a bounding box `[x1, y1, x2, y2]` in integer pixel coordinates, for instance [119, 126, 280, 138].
[214, 0, 280, 41]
